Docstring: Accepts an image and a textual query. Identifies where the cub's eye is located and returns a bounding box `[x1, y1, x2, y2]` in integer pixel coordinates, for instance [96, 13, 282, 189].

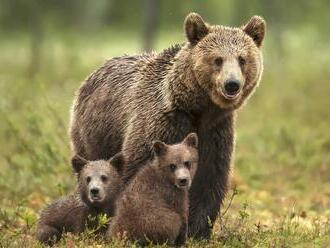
[169, 164, 176, 172]
[101, 175, 108, 183]
[214, 57, 223, 66]
[238, 56, 246, 67]
[86, 176, 91, 184]
[184, 161, 192, 169]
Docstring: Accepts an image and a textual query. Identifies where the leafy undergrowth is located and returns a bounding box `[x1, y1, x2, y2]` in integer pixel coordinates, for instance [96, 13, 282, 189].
[0, 188, 329, 247]
[1, 32, 330, 247]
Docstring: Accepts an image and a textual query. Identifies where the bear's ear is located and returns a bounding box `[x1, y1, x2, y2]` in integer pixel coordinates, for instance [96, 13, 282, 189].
[183, 133, 198, 149]
[152, 140, 168, 157]
[71, 154, 88, 173]
[242, 16, 266, 47]
[109, 152, 125, 174]
[184, 12, 209, 45]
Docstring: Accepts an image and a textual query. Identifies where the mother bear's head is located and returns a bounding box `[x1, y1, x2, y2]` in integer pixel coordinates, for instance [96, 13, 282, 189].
[184, 13, 266, 110]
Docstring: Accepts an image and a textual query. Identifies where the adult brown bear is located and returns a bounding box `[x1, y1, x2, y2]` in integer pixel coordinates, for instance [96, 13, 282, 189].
[70, 13, 266, 239]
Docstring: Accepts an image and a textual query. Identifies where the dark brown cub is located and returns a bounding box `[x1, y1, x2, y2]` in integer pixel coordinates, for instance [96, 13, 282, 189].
[107, 133, 198, 246]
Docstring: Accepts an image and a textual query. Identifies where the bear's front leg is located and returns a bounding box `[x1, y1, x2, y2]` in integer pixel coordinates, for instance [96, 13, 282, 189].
[175, 217, 188, 247]
[36, 224, 62, 246]
[188, 113, 234, 239]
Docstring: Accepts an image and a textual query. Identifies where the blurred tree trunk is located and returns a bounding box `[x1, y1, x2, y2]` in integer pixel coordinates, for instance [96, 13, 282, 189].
[262, 0, 284, 55]
[230, 0, 249, 25]
[28, 0, 43, 79]
[142, 0, 159, 52]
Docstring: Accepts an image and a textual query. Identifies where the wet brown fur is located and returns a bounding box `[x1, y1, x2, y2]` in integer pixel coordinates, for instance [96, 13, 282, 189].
[107, 134, 198, 246]
[70, 13, 266, 238]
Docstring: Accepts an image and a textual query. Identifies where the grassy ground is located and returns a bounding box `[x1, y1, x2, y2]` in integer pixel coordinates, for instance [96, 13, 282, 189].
[0, 30, 329, 247]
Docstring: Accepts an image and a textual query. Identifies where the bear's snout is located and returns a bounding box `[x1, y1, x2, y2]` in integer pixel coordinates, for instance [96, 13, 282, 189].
[174, 167, 192, 189]
[222, 79, 242, 99]
[175, 176, 191, 189]
[178, 178, 189, 187]
[90, 187, 100, 197]
[88, 183, 105, 202]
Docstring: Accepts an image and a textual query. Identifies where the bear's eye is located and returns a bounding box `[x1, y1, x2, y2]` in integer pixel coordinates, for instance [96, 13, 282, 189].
[86, 176, 91, 184]
[214, 57, 223, 66]
[169, 164, 177, 172]
[101, 175, 108, 183]
[184, 161, 192, 169]
[238, 56, 246, 67]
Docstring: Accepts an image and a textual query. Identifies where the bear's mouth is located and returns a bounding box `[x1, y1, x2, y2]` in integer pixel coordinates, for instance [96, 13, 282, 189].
[175, 181, 191, 190]
[89, 195, 104, 203]
[220, 89, 242, 101]
[223, 92, 241, 100]
[218, 80, 243, 101]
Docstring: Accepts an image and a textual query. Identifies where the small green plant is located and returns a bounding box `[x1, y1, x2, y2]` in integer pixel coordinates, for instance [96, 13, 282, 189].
[238, 202, 250, 221]
[85, 213, 110, 236]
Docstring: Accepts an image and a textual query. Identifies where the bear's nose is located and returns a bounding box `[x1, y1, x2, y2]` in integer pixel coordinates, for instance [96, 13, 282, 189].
[178, 178, 188, 186]
[224, 79, 241, 96]
[90, 188, 99, 196]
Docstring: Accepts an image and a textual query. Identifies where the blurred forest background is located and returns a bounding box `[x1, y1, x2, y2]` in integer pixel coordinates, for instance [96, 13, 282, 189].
[0, 0, 329, 247]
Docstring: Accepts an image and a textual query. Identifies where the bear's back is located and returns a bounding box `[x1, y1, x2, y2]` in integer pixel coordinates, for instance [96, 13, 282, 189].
[70, 45, 183, 159]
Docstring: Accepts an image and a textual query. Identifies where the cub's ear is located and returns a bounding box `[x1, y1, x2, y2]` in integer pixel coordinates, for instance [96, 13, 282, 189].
[109, 152, 125, 174]
[184, 12, 209, 45]
[71, 154, 88, 173]
[242, 16, 266, 47]
[152, 140, 168, 157]
[183, 133, 198, 148]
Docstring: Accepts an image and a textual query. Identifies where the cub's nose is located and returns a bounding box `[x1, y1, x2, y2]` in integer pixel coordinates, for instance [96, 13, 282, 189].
[223, 79, 241, 96]
[178, 178, 188, 187]
[90, 188, 99, 196]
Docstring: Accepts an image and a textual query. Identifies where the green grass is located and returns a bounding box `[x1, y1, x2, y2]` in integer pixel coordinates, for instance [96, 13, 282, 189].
[0, 30, 329, 247]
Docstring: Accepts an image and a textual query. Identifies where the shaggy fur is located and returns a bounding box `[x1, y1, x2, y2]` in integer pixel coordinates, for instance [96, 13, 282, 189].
[107, 133, 198, 246]
[70, 13, 266, 238]
[36, 154, 124, 245]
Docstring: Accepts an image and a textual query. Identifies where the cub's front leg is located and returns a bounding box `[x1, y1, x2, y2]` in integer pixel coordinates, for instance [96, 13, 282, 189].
[175, 218, 188, 247]
[36, 224, 62, 246]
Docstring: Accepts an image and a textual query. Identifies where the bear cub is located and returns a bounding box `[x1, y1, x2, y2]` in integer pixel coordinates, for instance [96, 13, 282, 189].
[36, 153, 124, 245]
[107, 133, 198, 246]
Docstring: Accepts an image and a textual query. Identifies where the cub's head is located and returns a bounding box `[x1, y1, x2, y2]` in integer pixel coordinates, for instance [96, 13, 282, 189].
[185, 12, 266, 109]
[71, 153, 124, 208]
[152, 133, 198, 190]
